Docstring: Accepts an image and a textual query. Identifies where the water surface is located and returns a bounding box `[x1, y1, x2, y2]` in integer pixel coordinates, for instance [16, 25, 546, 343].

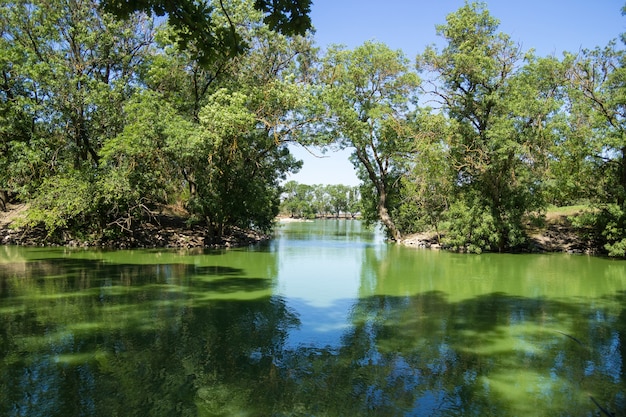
[0, 220, 625, 416]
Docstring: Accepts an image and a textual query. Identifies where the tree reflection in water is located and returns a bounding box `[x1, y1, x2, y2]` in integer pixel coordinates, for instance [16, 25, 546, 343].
[0, 244, 624, 416]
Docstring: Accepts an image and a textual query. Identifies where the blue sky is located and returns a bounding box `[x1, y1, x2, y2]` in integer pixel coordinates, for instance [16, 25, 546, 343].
[286, 0, 626, 186]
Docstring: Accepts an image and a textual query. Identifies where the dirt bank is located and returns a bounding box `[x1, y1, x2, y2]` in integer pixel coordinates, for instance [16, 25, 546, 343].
[0, 204, 269, 249]
[0, 204, 599, 253]
[401, 212, 599, 255]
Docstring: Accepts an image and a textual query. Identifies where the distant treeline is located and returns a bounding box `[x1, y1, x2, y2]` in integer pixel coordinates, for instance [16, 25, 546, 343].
[279, 181, 361, 219]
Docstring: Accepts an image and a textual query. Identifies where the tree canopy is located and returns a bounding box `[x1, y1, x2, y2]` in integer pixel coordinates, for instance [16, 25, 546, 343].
[0, 0, 312, 244]
[416, 2, 563, 252]
[100, 0, 311, 63]
[318, 41, 419, 240]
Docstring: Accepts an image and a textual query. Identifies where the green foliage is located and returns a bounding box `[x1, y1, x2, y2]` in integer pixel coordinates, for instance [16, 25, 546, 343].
[394, 111, 452, 237]
[319, 41, 420, 240]
[439, 184, 536, 252]
[442, 197, 499, 254]
[415, 2, 561, 251]
[601, 205, 626, 257]
[21, 171, 98, 237]
[97, 92, 185, 229]
[571, 204, 626, 257]
[1, 0, 310, 243]
[0, 0, 154, 176]
[170, 57, 308, 235]
[280, 181, 316, 218]
[157, 18, 316, 236]
[558, 40, 626, 256]
[326, 184, 350, 216]
[101, 0, 312, 64]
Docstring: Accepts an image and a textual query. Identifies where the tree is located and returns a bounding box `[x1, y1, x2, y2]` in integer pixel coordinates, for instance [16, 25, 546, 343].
[346, 186, 361, 218]
[0, 0, 154, 170]
[97, 92, 186, 231]
[326, 184, 349, 217]
[319, 42, 420, 240]
[395, 111, 453, 241]
[417, 2, 561, 252]
[1, 0, 158, 237]
[160, 5, 314, 237]
[279, 182, 361, 219]
[0, 3, 41, 205]
[182, 86, 303, 236]
[280, 181, 315, 218]
[101, 0, 312, 64]
[2, 0, 311, 242]
[563, 40, 626, 256]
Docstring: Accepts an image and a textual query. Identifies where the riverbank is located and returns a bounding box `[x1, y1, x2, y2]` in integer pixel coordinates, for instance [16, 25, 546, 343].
[401, 210, 599, 254]
[0, 204, 269, 249]
[0, 204, 599, 253]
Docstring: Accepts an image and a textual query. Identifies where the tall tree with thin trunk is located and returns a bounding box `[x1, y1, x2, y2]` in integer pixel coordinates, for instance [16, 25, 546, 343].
[319, 42, 419, 240]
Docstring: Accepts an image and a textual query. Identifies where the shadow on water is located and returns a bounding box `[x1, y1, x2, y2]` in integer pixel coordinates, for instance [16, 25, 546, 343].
[307, 290, 623, 417]
[0, 248, 624, 416]
[0, 253, 297, 417]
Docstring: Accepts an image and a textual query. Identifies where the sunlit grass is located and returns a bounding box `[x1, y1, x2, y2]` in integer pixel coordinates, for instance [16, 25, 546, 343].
[545, 204, 592, 217]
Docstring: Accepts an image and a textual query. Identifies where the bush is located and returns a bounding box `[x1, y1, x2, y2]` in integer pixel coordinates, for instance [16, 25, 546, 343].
[442, 198, 500, 254]
[21, 171, 99, 238]
[572, 204, 626, 257]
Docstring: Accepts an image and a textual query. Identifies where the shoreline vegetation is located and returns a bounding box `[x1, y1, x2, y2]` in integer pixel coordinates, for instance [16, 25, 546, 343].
[0, 204, 599, 254]
[400, 219, 597, 255]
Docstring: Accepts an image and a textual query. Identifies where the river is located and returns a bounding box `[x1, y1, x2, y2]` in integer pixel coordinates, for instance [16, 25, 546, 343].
[0, 219, 624, 416]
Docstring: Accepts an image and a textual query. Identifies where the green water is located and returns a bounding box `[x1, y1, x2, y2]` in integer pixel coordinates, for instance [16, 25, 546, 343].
[0, 220, 624, 416]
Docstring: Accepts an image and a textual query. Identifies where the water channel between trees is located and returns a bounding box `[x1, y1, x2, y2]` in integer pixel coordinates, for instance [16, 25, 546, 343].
[0, 219, 624, 416]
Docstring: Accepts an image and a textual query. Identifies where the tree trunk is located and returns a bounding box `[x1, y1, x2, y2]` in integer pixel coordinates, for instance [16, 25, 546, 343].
[354, 147, 402, 241]
[619, 147, 626, 208]
[183, 169, 197, 197]
[378, 191, 401, 241]
[0, 190, 7, 211]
